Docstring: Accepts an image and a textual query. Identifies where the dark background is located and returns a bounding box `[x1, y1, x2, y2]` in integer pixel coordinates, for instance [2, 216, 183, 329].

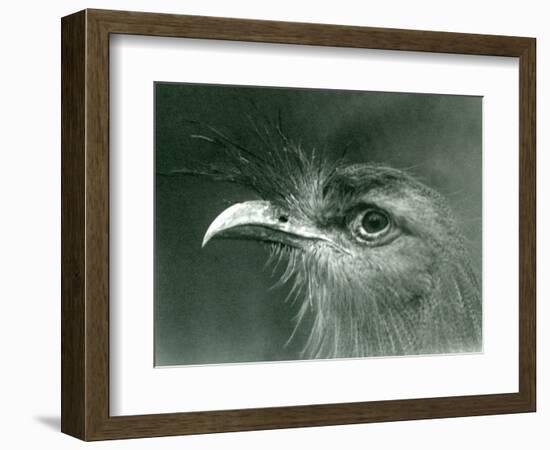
[155, 82, 482, 366]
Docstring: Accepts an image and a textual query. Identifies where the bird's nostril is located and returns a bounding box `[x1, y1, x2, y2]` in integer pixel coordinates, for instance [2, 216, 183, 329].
[278, 215, 289, 223]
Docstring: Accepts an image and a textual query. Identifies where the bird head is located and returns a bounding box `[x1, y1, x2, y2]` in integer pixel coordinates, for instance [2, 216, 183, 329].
[172, 126, 481, 359]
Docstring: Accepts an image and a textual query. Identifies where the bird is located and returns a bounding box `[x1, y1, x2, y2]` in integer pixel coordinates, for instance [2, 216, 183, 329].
[170, 120, 482, 360]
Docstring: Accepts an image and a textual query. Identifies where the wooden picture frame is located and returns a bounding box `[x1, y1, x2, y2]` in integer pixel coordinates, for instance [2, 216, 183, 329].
[61, 9, 536, 441]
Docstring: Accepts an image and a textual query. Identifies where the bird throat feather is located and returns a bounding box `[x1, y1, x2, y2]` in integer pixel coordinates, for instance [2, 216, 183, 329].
[268, 237, 481, 359]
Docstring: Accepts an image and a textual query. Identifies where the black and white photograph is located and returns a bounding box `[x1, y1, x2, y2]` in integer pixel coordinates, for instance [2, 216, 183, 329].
[1, 0, 542, 448]
[155, 83, 482, 366]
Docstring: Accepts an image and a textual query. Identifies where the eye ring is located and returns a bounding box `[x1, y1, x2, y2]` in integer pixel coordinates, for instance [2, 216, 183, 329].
[349, 207, 393, 242]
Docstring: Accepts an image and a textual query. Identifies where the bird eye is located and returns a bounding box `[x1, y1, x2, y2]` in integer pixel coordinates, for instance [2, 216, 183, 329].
[361, 210, 389, 234]
[349, 207, 393, 243]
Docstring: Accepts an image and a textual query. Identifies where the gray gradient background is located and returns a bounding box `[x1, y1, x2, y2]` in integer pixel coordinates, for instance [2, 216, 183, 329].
[154, 82, 482, 366]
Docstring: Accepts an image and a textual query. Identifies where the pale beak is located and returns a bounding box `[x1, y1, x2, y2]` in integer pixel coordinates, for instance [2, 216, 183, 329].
[202, 200, 348, 254]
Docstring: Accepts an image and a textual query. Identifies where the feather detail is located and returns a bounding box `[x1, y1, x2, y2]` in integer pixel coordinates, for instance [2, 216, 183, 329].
[169, 121, 482, 358]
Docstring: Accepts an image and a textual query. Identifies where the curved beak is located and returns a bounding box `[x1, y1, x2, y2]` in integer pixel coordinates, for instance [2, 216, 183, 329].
[202, 200, 348, 253]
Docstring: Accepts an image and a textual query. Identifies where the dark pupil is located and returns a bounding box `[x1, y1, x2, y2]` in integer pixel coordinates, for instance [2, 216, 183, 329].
[362, 210, 388, 233]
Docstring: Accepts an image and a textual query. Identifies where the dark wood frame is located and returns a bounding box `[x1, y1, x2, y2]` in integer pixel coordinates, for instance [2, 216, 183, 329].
[61, 9, 536, 441]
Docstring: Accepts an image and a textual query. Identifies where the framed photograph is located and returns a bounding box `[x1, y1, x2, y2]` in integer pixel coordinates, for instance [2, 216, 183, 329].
[61, 9, 536, 440]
